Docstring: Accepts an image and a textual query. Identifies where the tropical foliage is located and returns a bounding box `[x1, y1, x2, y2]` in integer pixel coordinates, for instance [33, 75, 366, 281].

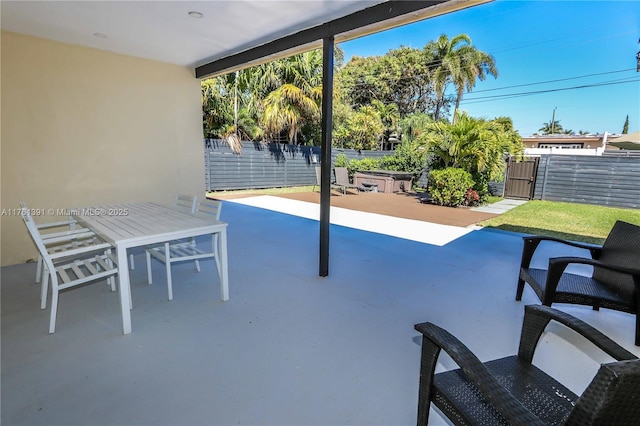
[537, 119, 578, 135]
[333, 105, 385, 150]
[347, 157, 383, 175]
[424, 34, 498, 121]
[420, 112, 524, 196]
[201, 33, 502, 153]
[338, 46, 437, 118]
[379, 141, 428, 185]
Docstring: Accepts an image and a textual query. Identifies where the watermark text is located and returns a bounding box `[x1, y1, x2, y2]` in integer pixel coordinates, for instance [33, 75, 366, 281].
[2, 207, 129, 217]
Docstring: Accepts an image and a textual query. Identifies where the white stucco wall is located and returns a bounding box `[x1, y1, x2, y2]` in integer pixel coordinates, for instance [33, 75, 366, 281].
[1, 31, 204, 266]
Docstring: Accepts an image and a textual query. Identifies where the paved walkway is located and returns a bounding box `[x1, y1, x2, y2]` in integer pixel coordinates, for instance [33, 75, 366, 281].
[471, 198, 528, 214]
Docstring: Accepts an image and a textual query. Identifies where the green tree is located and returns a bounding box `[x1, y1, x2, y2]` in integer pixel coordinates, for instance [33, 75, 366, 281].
[382, 46, 437, 117]
[337, 55, 385, 110]
[201, 77, 234, 139]
[333, 105, 385, 150]
[257, 50, 324, 143]
[622, 114, 629, 134]
[420, 111, 524, 195]
[398, 112, 434, 143]
[261, 84, 321, 143]
[371, 99, 400, 144]
[425, 34, 498, 121]
[202, 48, 345, 146]
[337, 46, 441, 118]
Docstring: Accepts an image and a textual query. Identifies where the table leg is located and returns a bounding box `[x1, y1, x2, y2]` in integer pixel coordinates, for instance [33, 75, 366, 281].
[218, 229, 229, 301]
[117, 247, 132, 334]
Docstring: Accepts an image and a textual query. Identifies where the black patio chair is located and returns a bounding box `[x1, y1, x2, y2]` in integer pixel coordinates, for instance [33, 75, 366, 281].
[334, 167, 364, 194]
[415, 304, 640, 425]
[516, 220, 640, 345]
[313, 166, 343, 194]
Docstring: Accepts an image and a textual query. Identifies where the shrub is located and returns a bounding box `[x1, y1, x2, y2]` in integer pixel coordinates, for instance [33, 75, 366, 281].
[428, 168, 475, 207]
[380, 141, 427, 189]
[463, 189, 481, 207]
[348, 157, 382, 173]
[334, 152, 348, 168]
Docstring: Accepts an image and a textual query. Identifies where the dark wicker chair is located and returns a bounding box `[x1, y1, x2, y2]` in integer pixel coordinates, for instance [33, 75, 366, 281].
[414, 305, 640, 425]
[516, 220, 640, 345]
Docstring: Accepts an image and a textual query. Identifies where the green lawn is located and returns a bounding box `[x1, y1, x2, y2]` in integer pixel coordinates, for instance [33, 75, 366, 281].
[479, 200, 640, 244]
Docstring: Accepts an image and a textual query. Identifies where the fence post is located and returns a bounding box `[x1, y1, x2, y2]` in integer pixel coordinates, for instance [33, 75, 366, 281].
[204, 147, 211, 191]
[540, 155, 550, 200]
[284, 144, 288, 187]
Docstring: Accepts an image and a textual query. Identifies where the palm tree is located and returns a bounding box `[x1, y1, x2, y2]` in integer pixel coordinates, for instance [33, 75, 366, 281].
[420, 111, 523, 194]
[452, 46, 497, 121]
[371, 99, 400, 146]
[425, 34, 497, 122]
[398, 112, 433, 143]
[538, 120, 564, 134]
[261, 83, 321, 143]
[259, 50, 324, 143]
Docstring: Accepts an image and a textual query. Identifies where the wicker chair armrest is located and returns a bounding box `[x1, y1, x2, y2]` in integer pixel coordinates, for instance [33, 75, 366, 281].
[518, 305, 637, 362]
[541, 257, 640, 307]
[520, 236, 602, 269]
[523, 235, 602, 252]
[549, 256, 640, 277]
[415, 322, 545, 425]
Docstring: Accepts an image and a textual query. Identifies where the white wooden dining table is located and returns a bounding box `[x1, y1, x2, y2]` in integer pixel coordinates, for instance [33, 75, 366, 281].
[72, 201, 228, 334]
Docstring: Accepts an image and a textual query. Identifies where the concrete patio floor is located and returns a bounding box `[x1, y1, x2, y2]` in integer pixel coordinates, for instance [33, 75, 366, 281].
[2, 199, 638, 425]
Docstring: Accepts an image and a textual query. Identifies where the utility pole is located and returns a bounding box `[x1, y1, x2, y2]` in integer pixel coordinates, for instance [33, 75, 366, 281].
[551, 107, 557, 134]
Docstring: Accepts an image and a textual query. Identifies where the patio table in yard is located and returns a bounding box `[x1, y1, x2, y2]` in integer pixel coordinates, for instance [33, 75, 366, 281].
[72, 202, 229, 335]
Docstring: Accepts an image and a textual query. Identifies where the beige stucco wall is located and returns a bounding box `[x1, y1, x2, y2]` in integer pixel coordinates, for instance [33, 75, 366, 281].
[1, 31, 204, 266]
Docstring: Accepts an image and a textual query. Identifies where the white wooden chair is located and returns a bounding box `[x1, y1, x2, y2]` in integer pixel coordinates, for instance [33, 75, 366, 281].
[128, 194, 198, 270]
[145, 199, 222, 301]
[31, 213, 96, 284]
[20, 202, 119, 334]
[173, 194, 198, 214]
[21, 202, 98, 293]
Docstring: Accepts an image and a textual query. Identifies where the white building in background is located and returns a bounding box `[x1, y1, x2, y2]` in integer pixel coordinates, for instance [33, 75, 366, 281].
[522, 133, 619, 156]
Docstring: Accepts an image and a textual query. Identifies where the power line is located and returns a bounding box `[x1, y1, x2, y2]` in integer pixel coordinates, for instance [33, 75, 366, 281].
[338, 64, 638, 99]
[460, 78, 640, 105]
[465, 69, 636, 94]
[337, 27, 636, 90]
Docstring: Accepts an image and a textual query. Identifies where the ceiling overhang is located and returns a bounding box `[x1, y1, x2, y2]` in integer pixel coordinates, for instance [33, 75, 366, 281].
[195, 0, 491, 79]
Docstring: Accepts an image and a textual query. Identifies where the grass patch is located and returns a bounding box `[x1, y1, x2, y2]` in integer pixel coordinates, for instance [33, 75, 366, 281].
[208, 186, 314, 197]
[479, 200, 640, 244]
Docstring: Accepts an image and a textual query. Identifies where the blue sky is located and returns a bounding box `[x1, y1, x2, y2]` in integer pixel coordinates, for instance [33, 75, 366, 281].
[338, 0, 639, 136]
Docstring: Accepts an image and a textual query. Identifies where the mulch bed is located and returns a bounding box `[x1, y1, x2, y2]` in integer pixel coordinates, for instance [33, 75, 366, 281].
[213, 190, 498, 228]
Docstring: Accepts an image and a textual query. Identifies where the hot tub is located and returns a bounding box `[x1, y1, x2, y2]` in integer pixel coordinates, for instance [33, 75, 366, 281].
[353, 170, 412, 193]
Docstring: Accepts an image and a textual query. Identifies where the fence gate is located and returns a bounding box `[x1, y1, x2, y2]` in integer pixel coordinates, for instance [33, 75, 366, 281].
[504, 157, 539, 200]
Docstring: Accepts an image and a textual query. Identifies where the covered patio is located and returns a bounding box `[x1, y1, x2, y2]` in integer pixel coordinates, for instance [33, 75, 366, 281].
[2, 1, 639, 424]
[3, 201, 638, 425]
